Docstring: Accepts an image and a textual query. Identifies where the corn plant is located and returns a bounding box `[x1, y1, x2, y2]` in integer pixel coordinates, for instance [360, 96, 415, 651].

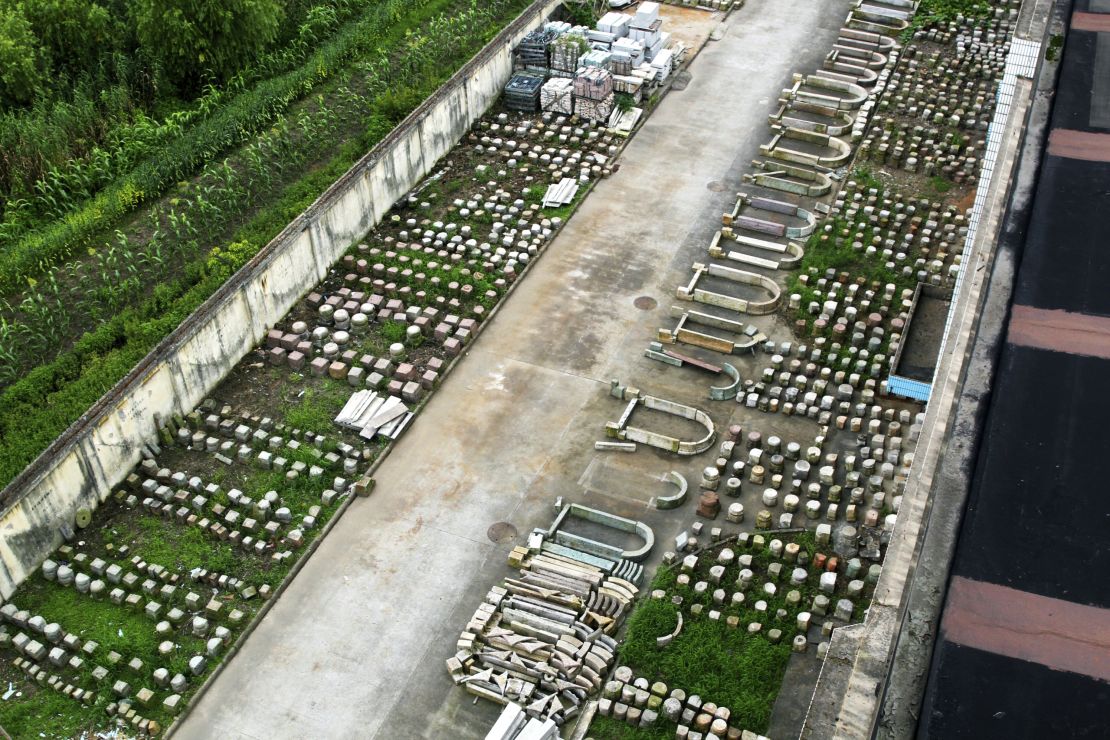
[0, 318, 19, 384]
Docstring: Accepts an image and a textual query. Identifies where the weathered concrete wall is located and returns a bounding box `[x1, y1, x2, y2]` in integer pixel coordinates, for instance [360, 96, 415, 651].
[0, 0, 564, 599]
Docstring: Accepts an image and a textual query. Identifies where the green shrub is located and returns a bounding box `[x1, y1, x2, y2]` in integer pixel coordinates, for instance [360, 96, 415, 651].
[0, 6, 48, 106]
[135, 0, 285, 91]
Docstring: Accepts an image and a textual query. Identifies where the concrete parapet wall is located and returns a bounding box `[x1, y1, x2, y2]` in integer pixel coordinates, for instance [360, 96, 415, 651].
[0, 0, 565, 600]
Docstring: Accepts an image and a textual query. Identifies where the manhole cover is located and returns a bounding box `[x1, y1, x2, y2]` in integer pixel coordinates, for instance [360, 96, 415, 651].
[634, 296, 658, 310]
[706, 180, 728, 192]
[487, 521, 518, 544]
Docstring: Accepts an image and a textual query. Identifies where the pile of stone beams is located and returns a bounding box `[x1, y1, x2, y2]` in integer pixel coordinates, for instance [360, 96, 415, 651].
[446, 549, 640, 725]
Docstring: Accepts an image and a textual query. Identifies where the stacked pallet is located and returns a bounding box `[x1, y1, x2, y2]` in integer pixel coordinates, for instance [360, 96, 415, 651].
[629, 2, 665, 61]
[575, 95, 615, 123]
[573, 67, 613, 100]
[612, 75, 644, 97]
[543, 20, 574, 35]
[540, 78, 574, 115]
[574, 67, 615, 122]
[504, 74, 545, 112]
[550, 33, 589, 74]
[447, 544, 641, 726]
[609, 53, 631, 76]
[613, 37, 645, 66]
[517, 29, 556, 68]
[650, 48, 675, 81]
[597, 12, 631, 39]
[580, 50, 612, 70]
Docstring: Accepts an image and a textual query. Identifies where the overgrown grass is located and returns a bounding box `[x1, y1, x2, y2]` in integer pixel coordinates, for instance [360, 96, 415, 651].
[7, 573, 210, 731]
[0, 669, 97, 740]
[0, 447, 349, 735]
[900, 0, 991, 42]
[1045, 34, 1063, 62]
[283, 383, 354, 437]
[613, 534, 818, 736]
[589, 716, 665, 740]
[928, 175, 952, 194]
[784, 169, 917, 351]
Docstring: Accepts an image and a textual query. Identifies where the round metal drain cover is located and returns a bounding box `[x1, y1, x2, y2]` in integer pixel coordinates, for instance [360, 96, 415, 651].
[706, 180, 728, 193]
[634, 296, 658, 311]
[487, 521, 518, 544]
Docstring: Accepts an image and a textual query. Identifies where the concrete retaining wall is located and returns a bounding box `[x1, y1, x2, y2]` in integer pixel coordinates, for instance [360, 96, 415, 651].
[0, 0, 564, 600]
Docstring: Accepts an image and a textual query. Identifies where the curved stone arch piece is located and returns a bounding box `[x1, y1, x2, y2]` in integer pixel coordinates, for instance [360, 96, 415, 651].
[605, 380, 717, 456]
[656, 609, 684, 646]
[832, 42, 889, 70]
[824, 50, 880, 86]
[709, 363, 742, 401]
[655, 471, 688, 510]
[847, 3, 911, 37]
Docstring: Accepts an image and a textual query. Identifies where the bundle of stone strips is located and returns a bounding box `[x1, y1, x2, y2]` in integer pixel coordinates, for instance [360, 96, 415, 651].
[334, 389, 412, 441]
[446, 550, 639, 725]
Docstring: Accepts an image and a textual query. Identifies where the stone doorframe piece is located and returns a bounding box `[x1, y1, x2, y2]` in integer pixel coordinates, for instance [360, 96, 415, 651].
[604, 380, 716, 457]
[540, 498, 655, 562]
[744, 160, 833, 197]
[782, 73, 868, 112]
[760, 125, 853, 169]
[722, 192, 817, 239]
[676, 263, 782, 316]
[710, 229, 804, 271]
[769, 100, 856, 135]
[657, 307, 765, 355]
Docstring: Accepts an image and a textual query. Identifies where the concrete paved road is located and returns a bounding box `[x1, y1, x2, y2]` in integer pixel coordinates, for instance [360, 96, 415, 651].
[175, 1, 851, 737]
